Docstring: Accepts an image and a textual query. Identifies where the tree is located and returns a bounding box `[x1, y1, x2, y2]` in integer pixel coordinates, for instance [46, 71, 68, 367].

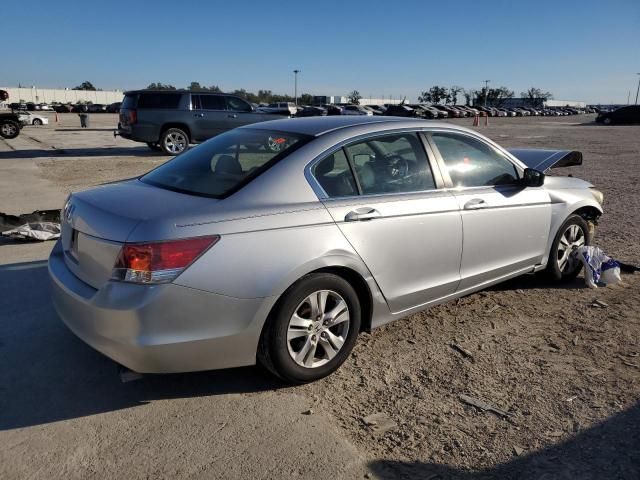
[146, 82, 176, 90]
[520, 87, 553, 106]
[486, 86, 514, 106]
[347, 90, 362, 105]
[419, 86, 448, 104]
[73, 81, 97, 91]
[463, 89, 475, 106]
[299, 93, 314, 105]
[449, 86, 463, 105]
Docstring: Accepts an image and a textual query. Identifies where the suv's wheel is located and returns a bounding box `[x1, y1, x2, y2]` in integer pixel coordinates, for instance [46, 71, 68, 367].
[160, 128, 189, 155]
[32, 118, 43, 126]
[603, 117, 612, 125]
[258, 273, 361, 384]
[0, 120, 20, 139]
[546, 214, 591, 282]
[146, 142, 162, 152]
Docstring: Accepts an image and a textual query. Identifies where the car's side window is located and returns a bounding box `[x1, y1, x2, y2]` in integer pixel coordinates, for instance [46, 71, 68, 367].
[226, 96, 252, 112]
[200, 95, 226, 111]
[431, 132, 519, 187]
[314, 149, 358, 198]
[344, 133, 435, 195]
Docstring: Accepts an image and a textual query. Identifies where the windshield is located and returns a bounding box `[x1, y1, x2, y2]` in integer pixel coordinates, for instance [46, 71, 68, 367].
[141, 128, 310, 198]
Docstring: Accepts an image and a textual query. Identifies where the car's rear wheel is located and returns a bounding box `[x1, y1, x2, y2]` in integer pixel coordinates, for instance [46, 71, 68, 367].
[258, 273, 361, 384]
[160, 128, 189, 155]
[0, 120, 20, 139]
[32, 118, 43, 126]
[546, 214, 591, 282]
[146, 142, 162, 152]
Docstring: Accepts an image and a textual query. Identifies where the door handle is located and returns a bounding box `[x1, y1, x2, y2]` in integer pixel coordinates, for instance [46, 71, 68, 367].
[193, 113, 204, 117]
[463, 198, 487, 210]
[344, 207, 381, 222]
[228, 114, 238, 118]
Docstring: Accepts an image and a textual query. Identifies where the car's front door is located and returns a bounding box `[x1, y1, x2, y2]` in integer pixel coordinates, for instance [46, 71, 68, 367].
[191, 94, 228, 141]
[429, 131, 552, 292]
[224, 96, 265, 128]
[314, 132, 463, 313]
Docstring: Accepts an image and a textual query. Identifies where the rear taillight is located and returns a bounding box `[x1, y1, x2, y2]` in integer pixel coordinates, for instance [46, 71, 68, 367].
[112, 236, 219, 284]
[128, 109, 137, 124]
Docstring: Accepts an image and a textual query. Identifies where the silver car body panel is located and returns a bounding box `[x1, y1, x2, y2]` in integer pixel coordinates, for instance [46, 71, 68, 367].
[50, 117, 603, 373]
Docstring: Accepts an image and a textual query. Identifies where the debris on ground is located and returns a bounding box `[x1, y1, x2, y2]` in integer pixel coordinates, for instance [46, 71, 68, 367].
[302, 409, 314, 415]
[1, 222, 61, 241]
[513, 445, 525, 456]
[574, 246, 621, 288]
[362, 413, 397, 435]
[450, 342, 475, 361]
[590, 299, 609, 308]
[459, 394, 512, 418]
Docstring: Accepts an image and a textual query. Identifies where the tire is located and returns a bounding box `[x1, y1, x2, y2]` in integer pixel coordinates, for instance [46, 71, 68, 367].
[160, 127, 189, 155]
[0, 120, 20, 139]
[146, 142, 162, 152]
[603, 117, 612, 125]
[258, 273, 361, 384]
[545, 214, 591, 282]
[32, 118, 43, 126]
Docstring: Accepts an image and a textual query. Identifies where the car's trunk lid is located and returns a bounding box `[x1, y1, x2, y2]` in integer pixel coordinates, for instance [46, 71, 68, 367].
[61, 179, 220, 289]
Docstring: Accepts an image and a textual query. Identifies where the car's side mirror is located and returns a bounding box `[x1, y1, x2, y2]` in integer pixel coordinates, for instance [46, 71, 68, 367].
[522, 168, 545, 187]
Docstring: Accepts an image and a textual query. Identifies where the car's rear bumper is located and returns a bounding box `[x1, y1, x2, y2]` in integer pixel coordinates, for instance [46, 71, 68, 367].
[48, 241, 269, 373]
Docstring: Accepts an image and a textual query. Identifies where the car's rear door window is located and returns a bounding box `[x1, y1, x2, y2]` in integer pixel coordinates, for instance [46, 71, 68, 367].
[431, 132, 519, 187]
[141, 129, 310, 198]
[198, 94, 226, 110]
[344, 133, 436, 195]
[313, 149, 358, 197]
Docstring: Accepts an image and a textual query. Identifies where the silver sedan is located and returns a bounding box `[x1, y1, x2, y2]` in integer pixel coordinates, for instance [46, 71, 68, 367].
[49, 117, 604, 383]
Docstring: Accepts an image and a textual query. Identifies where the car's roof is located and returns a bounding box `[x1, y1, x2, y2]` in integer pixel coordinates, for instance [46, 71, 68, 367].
[123, 89, 233, 96]
[244, 116, 459, 137]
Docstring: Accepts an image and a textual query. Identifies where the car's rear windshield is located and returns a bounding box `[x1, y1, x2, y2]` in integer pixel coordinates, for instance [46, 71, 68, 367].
[141, 129, 311, 198]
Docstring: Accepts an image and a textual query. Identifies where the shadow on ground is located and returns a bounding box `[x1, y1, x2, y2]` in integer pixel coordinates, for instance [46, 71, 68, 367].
[0, 259, 281, 431]
[0, 147, 162, 159]
[369, 402, 639, 479]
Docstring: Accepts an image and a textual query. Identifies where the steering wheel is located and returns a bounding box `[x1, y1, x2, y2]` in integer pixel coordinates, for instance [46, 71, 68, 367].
[385, 155, 409, 180]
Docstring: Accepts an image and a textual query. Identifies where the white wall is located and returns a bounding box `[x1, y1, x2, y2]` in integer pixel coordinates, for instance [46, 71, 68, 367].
[0, 87, 124, 104]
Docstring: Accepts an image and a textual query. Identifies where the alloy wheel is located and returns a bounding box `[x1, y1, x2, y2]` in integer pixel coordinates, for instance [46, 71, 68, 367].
[557, 224, 585, 272]
[1, 123, 17, 136]
[164, 132, 187, 154]
[286, 290, 350, 368]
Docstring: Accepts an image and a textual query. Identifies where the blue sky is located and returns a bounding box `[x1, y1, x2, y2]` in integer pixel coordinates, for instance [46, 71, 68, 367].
[3, 0, 639, 103]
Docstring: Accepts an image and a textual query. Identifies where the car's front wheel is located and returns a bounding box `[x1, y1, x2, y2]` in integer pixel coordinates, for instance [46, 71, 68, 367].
[32, 118, 43, 126]
[258, 273, 361, 383]
[160, 128, 189, 155]
[603, 117, 613, 125]
[546, 214, 591, 282]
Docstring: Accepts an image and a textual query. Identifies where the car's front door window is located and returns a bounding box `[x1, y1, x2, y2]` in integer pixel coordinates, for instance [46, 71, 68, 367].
[226, 96, 252, 112]
[431, 132, 519, 188]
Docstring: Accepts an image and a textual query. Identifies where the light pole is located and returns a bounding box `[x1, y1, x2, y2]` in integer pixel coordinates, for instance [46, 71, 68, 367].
[635, 73, 640, 105]
[483, 79, 490, 107]
[293, 70, 300, 106]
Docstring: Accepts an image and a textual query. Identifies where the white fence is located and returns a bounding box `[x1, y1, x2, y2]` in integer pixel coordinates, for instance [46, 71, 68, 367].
[0, 87, 124, 105]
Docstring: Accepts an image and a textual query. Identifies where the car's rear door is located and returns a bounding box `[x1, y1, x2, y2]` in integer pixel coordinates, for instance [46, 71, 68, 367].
[315, 131, 463, 313]
[428, 130, 551, 292]
[191, 94, 228, 141]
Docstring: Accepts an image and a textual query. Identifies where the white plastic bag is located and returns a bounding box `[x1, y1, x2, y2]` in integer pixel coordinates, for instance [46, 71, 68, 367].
[574, 246, 621, 288]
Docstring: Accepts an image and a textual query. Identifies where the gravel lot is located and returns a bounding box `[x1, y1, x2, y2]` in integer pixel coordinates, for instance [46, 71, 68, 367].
[1, 113, 638, 479]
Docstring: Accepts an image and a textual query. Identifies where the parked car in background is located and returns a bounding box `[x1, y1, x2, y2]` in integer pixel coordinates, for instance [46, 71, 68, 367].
[365, 105, 386, 115]
[384, 104, 427, 118]
[413, 105, 439, 119]
[107, 102, 122, 113]
[50, 116, 603, 383]
[9, 102, 27, 111]
[117, 89, 287, 155]
[296, 106, 327, 117]
[53, 104, 73, 113]
[17, 111, 49, 126]
[596, 105, 640, 125]
[87, 104, 107, 113]
[341, 105, 373, 116]
[257, 102, 298, 116]
[72, 104, 88, 113]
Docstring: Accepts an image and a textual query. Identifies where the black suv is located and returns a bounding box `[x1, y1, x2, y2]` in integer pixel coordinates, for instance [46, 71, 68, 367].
[117, 90, 286, 155]
[596, 105, 640, 125]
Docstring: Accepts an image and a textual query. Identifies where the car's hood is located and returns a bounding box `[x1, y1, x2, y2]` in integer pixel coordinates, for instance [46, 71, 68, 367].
[507, 148, 582, 172]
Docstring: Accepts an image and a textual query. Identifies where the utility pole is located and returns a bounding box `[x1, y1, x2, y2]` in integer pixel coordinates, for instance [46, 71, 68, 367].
[635, 73, 640, 105]
[293, 70, 300, 106]
[483, 80, 490, 107]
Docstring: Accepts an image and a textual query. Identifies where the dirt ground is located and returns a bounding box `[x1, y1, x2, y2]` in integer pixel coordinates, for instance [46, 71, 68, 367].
[2, 113, 639, 479]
